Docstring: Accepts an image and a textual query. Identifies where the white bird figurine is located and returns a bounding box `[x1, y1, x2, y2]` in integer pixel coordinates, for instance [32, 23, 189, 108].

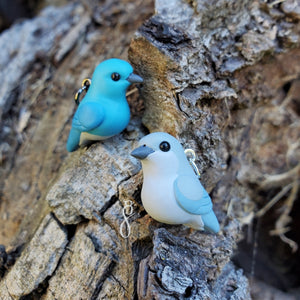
[131, 132, 220, 233]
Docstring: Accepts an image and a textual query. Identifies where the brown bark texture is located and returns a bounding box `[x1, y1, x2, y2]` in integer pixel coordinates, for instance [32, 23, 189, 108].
[0, 0, 300, 299]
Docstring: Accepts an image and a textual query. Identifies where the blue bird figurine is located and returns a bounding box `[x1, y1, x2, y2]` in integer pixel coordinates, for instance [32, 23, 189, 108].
[131, 132, 220, 233]
[66, 58, 143, 152]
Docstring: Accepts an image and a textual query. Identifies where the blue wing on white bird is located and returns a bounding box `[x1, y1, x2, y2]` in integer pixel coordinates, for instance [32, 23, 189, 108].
[174, 175, 212, 214]
[174, 175, 220, 233]
[66, 102, 105, 152]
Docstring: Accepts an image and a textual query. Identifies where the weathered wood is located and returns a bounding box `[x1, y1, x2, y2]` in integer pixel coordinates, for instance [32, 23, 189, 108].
[0, 0, 153, 248]
[0, 0, 299, 299]
[46, 130, 143, 225]
[137, 226, 250, 299]
[0, 214, 68, 299]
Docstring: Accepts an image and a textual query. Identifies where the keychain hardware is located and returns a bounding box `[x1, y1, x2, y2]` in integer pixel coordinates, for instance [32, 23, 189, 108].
[120, 200, 135, 238]
[184, 148, 201, 179]
[74, 78, 91, 105]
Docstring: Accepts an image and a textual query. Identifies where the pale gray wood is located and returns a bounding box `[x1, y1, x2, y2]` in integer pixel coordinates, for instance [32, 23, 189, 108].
[0, 0, 299, 299]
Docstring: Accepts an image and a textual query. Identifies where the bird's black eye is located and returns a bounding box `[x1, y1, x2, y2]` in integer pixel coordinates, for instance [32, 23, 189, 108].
[111, 72, 121, 81]
[159, 141, 170, 152]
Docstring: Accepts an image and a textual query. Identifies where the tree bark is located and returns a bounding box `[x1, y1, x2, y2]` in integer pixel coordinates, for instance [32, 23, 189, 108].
[0, 0, 300, 299]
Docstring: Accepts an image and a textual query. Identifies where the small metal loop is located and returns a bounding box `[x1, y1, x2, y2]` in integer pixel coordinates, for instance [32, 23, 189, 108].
[120, 200, 134, 239]
[74, 78, 91, 105]
[184, 148, 201, 179]
[184, 149, 196, 161]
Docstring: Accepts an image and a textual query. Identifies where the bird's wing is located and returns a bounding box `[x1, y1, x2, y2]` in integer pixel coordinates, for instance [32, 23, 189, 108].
[174, 175, 212, 215]
[72, 102, 105, 132]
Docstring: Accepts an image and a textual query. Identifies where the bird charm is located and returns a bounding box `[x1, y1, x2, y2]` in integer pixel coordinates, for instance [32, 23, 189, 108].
[66, 58, 143, 152]
[131, 132, 220, 233]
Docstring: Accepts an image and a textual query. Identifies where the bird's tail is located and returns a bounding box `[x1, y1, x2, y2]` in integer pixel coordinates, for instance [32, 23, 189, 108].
[66, 128, 81, 152]
[202, 211, 220, 233]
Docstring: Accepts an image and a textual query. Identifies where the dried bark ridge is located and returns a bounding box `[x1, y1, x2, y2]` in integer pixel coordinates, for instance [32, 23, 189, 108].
[44, 126, 248, 299]
[0, 0, 299, 299]
[129, 0, 300, 296]
[0, 0, 153, 248]
[129, 0, 300, 247]
[0, 4, 81, 122]
[0, 3, 92, 248]
[138, 224, 250, 299]
[0, 130, 248, 299]
[0, 114, 249, 299]
[0, 214, 68, 299]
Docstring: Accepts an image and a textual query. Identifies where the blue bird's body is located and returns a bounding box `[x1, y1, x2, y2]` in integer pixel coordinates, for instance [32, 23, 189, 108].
[67, 58, 143, 152]
[131, 132, 220, 233]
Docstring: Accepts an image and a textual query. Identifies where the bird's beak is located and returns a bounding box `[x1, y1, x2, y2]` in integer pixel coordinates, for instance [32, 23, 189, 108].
[131, 145, 154, 160]
[126, 73, 143, 83]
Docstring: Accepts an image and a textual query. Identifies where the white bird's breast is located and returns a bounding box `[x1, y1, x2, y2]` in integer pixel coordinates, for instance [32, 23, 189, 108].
[141, 174, 192, 225]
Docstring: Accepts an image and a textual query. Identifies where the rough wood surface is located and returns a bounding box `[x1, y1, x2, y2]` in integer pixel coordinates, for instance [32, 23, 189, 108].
[0, 214, 67, 299]
[0, 0, 299, 299]
[128, 0, 300, 296]
[0, 0, 153, 248]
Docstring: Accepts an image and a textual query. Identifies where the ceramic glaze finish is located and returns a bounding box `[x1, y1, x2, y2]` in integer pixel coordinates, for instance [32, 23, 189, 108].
[131, 132, 220, 233]
[141, 171, 205, 229]
[66, 58, 143, 152]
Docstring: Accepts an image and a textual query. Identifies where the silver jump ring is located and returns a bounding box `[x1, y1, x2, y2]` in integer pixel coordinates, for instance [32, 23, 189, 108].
[74, 78, 91, 105]
[184, 149, 201, 179]
[120, 200, 134, 238]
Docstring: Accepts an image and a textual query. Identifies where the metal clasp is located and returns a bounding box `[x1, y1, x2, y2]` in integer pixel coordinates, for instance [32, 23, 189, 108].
[184, 149, 201, 178]
[120, 200, 135, 238]
[74, 78, 91, 105]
